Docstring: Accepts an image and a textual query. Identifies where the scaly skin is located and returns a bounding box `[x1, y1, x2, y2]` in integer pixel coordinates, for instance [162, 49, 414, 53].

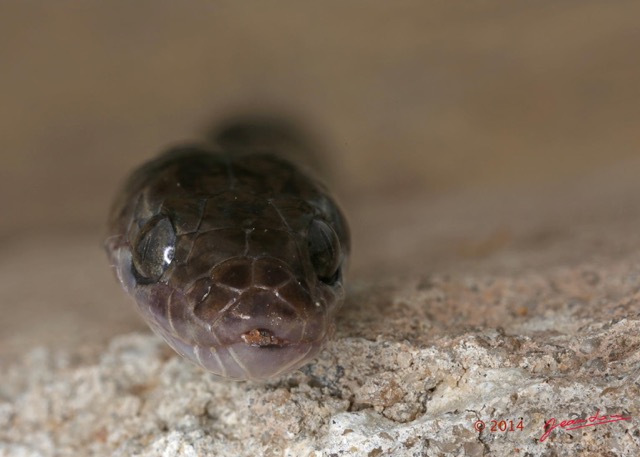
[105, 145, 349, 381]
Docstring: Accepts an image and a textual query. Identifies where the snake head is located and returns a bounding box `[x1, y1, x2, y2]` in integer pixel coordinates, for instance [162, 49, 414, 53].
[106, 148, 349, 381]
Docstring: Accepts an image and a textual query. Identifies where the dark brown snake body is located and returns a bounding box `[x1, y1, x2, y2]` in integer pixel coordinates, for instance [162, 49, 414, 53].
[105, 125, 349, 381]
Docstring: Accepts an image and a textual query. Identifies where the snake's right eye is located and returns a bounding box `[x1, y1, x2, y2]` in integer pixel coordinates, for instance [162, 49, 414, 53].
[308, 218, 342, 285]
[132, 215, 176, 282]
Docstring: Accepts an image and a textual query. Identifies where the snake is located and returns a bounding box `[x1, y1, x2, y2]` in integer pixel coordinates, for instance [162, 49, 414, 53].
[105, 120, 350, 381]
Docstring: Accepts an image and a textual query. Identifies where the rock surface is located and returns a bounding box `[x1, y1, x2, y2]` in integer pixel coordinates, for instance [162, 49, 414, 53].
[3, 165, 640, 456]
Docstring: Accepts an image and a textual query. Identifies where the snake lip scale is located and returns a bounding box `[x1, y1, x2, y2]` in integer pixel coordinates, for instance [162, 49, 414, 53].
[105, 126, 350, 381]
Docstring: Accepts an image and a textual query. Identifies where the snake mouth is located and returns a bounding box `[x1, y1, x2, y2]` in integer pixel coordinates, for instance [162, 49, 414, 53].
[178, 336, 325, 381]
[155, 327, 325, 381]
[222, 338, 323, 380]
[153, 321, 328, 380]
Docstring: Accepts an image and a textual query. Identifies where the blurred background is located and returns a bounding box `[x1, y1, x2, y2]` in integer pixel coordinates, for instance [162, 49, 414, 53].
[1, 1, 640, 353]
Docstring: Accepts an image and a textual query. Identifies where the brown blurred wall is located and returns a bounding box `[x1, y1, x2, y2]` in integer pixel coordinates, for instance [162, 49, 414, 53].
[1, 1, 639, 237]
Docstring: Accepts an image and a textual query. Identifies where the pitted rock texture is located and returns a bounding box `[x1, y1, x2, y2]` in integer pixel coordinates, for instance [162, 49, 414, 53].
[2, 258, 640, 456]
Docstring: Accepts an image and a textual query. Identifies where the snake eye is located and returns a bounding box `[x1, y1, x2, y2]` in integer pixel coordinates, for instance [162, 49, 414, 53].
[132, 215, 176, 282]
[308, 218, 341, 285]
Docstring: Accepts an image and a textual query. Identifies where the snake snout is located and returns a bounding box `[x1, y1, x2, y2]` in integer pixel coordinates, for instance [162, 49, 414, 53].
[197, 284, 326, 380]
[225, 285, 319, 345]
[201, 257, 325, 346]
[205, 258, 328, 380]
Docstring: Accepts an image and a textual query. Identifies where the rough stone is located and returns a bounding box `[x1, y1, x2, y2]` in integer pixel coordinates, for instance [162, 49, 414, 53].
[2, 252, 640, 455]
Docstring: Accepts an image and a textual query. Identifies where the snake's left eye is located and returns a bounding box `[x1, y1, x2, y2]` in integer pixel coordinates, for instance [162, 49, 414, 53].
[308, 218, 341, 285]
[132, 215, 176, 282]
